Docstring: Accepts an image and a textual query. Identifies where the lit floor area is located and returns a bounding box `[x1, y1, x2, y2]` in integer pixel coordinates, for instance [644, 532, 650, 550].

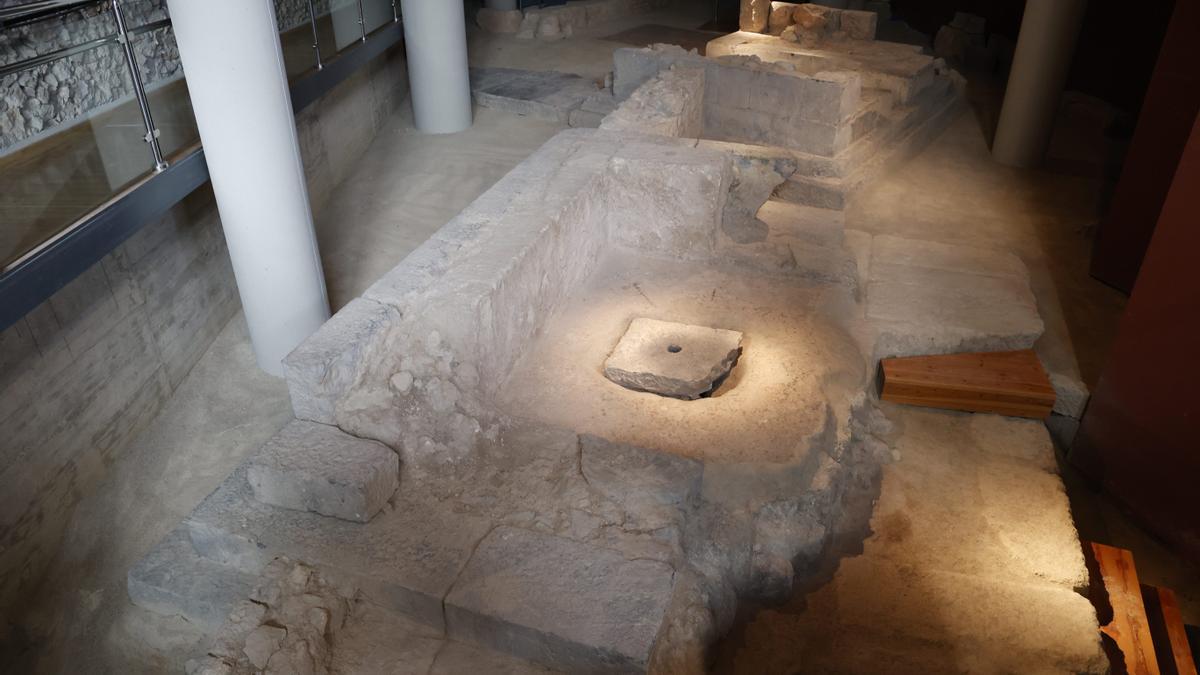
[3, 8, 1198, 675]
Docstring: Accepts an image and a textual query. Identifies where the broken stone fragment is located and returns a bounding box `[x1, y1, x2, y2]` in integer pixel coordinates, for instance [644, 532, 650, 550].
[768, 3, 794, 35]
[243, 624, 286, 670]
[739, 0, 770, 32]
[603, 318, 743, 400]
[792, 3, 831, 31]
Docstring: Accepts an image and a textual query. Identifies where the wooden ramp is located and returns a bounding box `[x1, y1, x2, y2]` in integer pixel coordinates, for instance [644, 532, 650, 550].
[1086, 542, 1199, 675]
[879, 348, 1056, 419]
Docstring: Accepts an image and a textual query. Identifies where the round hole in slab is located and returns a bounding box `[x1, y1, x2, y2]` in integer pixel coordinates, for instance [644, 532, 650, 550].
[667, 344, 683, 354]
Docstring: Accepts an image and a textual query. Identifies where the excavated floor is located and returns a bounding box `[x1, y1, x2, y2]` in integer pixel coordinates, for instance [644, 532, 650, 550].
[500, 252, 864, 464]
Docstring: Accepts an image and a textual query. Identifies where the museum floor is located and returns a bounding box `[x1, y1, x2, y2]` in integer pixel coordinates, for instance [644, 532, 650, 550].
[3, 8, 1197, 674]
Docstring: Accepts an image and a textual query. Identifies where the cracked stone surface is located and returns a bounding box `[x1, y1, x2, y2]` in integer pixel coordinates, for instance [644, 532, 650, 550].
[245, 420, 398, 523]
[603, 318, 743, 400]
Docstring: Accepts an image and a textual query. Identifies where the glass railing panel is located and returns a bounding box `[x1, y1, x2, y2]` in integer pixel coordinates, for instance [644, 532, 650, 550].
[362, 0, 394, 36]
[330, 0, 363, 53]
[280, 1, 335, 77]
[0, 36, 157, 270]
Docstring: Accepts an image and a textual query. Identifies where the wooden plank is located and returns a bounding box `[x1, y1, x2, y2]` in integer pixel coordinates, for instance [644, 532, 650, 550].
[1090, 543, 1161, 675]
[1143, 585, 1199, 675]
[879, 349, 1056, 419]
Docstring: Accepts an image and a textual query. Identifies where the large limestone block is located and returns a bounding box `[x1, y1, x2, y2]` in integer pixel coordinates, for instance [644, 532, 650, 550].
[811, 558, 1106, 673]
[866, 235, 1043, 357]
[282, 298, 400, 425]
[603, 143, 732, 259]
[246, 420, 398, 523]
[127, 528, 256, 630]
[445, 526, 676, 671]
[740, 0, 770, 32]
[839, 8, 878, 40]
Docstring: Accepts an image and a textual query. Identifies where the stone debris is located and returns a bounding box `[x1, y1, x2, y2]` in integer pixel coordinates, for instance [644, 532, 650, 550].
[245, 420, 398, 523]
[604, 318, 744, 399]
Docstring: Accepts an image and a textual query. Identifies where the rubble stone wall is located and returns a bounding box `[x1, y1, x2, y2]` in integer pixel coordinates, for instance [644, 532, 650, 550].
[0, 0, 330, 153]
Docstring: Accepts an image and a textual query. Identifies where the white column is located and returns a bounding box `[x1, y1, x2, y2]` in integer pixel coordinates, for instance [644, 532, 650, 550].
[399, 0, 473, 133]
[992, 0, 1088, 167]
[165, 0, 330, 375]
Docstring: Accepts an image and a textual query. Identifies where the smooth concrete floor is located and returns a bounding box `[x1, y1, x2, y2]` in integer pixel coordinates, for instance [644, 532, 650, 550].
[5, 7, 1198, 673]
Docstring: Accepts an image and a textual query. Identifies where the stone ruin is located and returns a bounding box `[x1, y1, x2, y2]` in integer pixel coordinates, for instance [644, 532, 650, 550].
[126, 25, 1070, 674]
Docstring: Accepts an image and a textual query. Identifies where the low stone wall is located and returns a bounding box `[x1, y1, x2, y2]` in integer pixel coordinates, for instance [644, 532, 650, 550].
[284, 129, 736, 461]
[599, 64, 705, 138]
[0, 42, 408, 614]
[0, 0, 331, 153]
[613, 45, 861, 157]
[475, 0, 673, 40]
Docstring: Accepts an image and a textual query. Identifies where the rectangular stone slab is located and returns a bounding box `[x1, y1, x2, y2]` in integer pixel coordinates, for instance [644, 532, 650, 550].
[246, 420, 398, 523]
[445, 526, 676, 672]
[604, 318, 743, 399]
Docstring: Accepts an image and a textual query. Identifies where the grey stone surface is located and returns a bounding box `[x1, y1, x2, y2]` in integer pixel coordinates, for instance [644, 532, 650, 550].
[600, 65, 705, 138]
[470, 67, 603, 124]
[282, 298, 400, 425]
[603, 318, 743, 399]
[580, 434, 704, 509]
[246, 420, 398, 523]
[865, 235, 1043, 358]
[445, 526, 676, 672]
[126, 527, 256, 630]
[186, 463, 492, 630]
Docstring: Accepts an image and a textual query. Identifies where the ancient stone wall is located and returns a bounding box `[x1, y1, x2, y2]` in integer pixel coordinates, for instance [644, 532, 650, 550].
[0, 43, 408, 614]
[0, 0, 330, 153]
[613, 45, 861, 157]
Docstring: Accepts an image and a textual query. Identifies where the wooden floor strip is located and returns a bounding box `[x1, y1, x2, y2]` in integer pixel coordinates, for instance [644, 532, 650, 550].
[880, 348, 1056, 418]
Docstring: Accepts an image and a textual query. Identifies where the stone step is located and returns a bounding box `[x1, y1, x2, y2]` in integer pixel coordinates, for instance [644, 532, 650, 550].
[185, 462, 491, 631]
[246, 419, 398, 523]
[176, 431, 683, 672]
[445, 526, 676, 672]
[127, 527, 257, 631]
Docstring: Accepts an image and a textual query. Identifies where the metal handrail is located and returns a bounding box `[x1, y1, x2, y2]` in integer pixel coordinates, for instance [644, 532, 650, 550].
[0, 0, 103, 29]
[0, 17, 171, 79]
[2, 1, 171, 172]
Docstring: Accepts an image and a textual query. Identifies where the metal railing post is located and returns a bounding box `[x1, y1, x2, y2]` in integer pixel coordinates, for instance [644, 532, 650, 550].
[306, 0, 323, 70]
[110, 0, 167, 171]
[356, 0, 367, 41]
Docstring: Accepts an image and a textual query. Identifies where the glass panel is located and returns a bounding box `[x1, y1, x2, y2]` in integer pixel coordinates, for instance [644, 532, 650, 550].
[362, 0, 394, 36]
[330, 0, 363, 52]
[131, 25, 199, 160]
[0, 36, 156, 269]
[280, 1, 335, 78]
